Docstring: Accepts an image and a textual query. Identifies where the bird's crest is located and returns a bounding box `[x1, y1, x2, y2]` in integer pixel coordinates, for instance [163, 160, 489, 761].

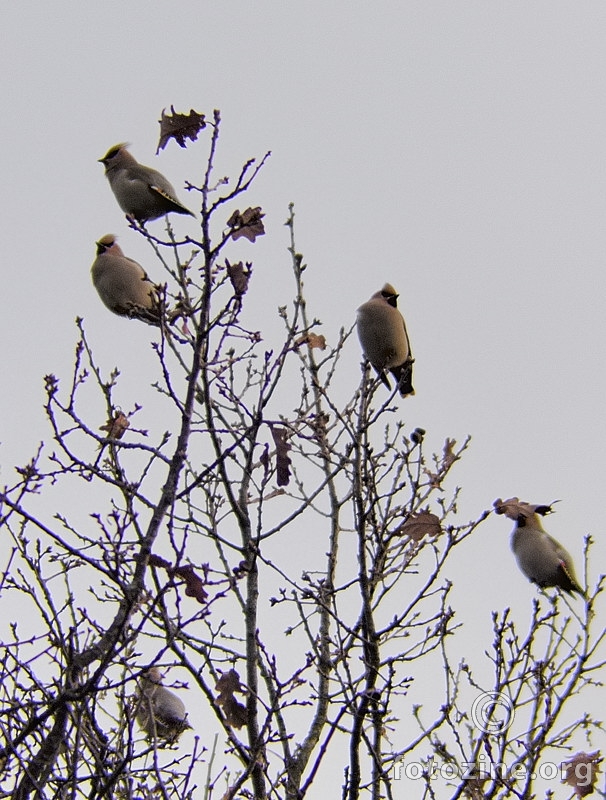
[98, 142, 130, 163]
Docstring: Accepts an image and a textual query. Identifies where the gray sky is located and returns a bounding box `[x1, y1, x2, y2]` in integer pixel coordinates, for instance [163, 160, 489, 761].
[1, 1, 605, 791]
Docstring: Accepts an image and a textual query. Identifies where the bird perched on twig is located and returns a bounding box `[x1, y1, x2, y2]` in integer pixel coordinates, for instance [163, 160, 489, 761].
[356, 283, 415, 397]
[91, 234, 161, 325]
[494, 498, 585, 596]
[135, 667, 191, 743]
[99, 143, 195, 223]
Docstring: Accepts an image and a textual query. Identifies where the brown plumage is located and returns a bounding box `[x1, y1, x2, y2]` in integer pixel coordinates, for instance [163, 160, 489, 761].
[91, 234, 161, 325]
[99, 143, 195, 223]
[494, 498, 584, 596]
[135, 667, 191, 743]
[356, 283, 414, 397]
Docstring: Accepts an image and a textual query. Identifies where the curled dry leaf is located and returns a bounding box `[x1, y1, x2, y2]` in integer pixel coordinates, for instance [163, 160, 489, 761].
[173, 564, 208, 603]
[157, 105, 206, 152]
[227, 207, 265, 243]
[215, 669, 247, 729]
[394, 510, 441, 541]
[148, 554, 208, 603]
[493, 497, 553, 522]
[295, 332, 327, 350]
[225, 259, 251, 296]
[270, 425, 292, 487]
[100, 411, 130, 440]
[561, 751, 602, 797]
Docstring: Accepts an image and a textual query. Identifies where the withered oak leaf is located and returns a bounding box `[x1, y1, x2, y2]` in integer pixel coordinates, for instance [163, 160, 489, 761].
[395, 510, 441, 541]
[225, 259, 251, 296]
[270, 425, 292, 487]
[100, 410, 130, 440]
[157, 105, 206, 153]
[295, 332, 327, 350]
[215, 669, 247, 729]
[148, 554, 208, 603]
[173, 564, 208, 603]
[561, 751, 602, 798]
[227, 207, 265, 243]
[493, 497, 554, 523]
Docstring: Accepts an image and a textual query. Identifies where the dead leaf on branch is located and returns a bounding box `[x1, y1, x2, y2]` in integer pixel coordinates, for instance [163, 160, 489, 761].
[561, 751, 602, 797]
[295, 332, 327, 350]
[215, 669, 247, 729]
[174, 564, 208, 603]
[225, 259, 251, 296]
[394, 510, 442, 541]
[270, 425, 292, 487]
[148, 554, 208, 603]
[156, 105, 206, 153]
[99, 410, 130, 440]
[227, 207, 265, 243]
[493, 497, 554, 522]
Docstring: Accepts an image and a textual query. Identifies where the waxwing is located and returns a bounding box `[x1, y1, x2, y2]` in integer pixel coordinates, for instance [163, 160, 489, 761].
[99, 143, 195, 223]
[356, 283, 414, 397]
[91, 234, 161, 325]
[494, 498, 584, 596]
[135, 667, 191, 743]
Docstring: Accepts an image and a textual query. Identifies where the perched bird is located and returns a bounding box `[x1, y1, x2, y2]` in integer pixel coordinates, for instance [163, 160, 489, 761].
[135, 667, 191, 743]
[356, 283, 414, 397]
[494, 498, 584, 596]
[99, 143, 195, 223]
[91, 234, 161, 325]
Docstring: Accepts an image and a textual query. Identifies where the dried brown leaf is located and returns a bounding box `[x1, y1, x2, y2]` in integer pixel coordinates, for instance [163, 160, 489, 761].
[561, 751, 602, 797]
[225, 259, 251, 296]
[149, 555, 208, 604]
[100, 411, 130, 440]
[270, 426, 291, 487]
[295, 332, 327, 350]
[157, 105, 206, 153]
[173, 564, 208, 603]
[215, 669, 247, 729]
[493, 497, 553, 522]
[395, 510, 441, 541]
[227, 207, 265, 243]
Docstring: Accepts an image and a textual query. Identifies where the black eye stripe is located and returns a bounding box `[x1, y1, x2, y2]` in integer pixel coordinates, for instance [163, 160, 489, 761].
[382, 292, 398, 308]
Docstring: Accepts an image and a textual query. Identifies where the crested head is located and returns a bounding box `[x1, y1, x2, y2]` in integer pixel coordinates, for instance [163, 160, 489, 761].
[378, 283, 399, 307]
[95, 233, 119, 255]
[98, 142, 133, 166]
[143, 667, 163, 684]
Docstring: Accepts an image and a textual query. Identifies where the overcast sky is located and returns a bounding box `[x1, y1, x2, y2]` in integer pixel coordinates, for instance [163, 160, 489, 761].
[1, 1, 605, 792]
